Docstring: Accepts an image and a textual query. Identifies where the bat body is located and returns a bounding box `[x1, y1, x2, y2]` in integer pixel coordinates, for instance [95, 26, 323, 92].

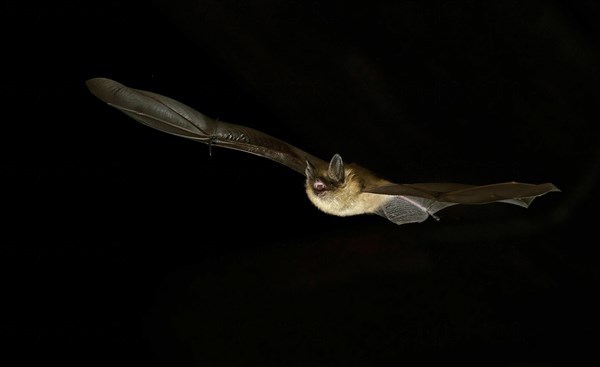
[86, 78, 559, 225]
[305, 160, 390, 216]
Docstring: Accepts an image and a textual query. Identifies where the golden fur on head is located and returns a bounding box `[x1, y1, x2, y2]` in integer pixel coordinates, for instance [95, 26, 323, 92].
[305, 164, 389, 217]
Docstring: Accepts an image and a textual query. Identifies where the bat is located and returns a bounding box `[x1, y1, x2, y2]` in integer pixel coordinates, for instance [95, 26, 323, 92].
[86, 78, 560, 225]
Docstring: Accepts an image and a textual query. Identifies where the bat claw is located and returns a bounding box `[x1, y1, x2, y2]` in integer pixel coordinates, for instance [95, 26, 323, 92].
[208, 137, 215, 156]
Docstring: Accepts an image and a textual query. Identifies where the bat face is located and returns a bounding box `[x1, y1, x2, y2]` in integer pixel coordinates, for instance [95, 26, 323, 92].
[305, 154, 345, 197]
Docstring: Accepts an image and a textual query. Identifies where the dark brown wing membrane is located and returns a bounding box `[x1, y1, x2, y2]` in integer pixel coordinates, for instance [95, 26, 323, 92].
[86, 78, 326, 175]
[365, 182, 560, 208]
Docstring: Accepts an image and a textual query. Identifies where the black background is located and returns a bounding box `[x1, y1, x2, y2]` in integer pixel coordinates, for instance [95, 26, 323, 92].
[2, 0, 599, 365]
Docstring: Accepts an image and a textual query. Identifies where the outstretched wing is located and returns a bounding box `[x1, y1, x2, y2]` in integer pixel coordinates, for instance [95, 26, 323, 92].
[365, 182, 560, 225]
[86, 78, 327, 175]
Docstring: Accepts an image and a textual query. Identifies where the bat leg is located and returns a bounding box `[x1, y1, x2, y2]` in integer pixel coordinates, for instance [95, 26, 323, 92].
[375, 196, 461, 225]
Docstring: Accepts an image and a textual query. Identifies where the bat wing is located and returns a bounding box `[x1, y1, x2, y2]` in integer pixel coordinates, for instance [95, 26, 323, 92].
[364, 182, 560, 225]
[86, 78, 327, 175]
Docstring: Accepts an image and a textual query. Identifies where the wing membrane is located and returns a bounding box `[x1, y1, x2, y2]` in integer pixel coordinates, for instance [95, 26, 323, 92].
[86, 78, 326, 175]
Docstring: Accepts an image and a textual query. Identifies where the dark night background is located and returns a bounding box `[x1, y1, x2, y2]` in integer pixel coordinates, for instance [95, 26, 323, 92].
[2, 0, 599, 365]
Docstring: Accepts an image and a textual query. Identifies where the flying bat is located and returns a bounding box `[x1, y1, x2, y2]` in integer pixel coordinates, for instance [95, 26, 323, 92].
[86, 78, 559, 225]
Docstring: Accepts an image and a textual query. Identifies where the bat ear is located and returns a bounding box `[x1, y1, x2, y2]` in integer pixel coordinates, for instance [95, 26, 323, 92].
[305, 158, 316, 179]
[328, 154, 345, 183]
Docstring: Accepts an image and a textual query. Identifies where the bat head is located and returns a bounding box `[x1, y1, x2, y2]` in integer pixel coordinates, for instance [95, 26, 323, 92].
[305, 154, 345, 197]
[304, 154, 369, 217]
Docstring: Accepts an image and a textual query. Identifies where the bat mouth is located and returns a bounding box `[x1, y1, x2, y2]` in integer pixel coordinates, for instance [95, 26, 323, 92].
[312, 179, 329, 197]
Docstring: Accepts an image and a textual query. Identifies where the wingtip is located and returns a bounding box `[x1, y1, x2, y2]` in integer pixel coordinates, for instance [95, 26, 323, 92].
[85, 77, 128, 104]
[544, 183, 561, 193]
[85, 77, 121, 91]
[86, 77, 112, 89]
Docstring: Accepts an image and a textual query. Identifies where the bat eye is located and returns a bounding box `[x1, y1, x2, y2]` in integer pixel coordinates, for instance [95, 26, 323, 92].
[313, 180, 327, 192]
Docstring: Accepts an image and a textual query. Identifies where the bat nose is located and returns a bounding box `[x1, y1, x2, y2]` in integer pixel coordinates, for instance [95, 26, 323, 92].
[314, 180, 326, 191]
